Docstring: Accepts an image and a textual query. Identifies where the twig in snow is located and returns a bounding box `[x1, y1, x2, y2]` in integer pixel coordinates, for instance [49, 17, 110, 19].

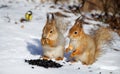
[0, 5, 8, 9]
[113, 49, 120, 51]
[4, 14, 11, 22]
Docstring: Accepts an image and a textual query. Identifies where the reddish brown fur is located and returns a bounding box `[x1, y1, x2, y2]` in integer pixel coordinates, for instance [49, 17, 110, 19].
[41, 13, 65, 60]
[66, 17, 112, 65]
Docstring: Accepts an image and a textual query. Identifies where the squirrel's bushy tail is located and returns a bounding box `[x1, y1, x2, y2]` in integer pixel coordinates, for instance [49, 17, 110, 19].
[95, 27, 112, 58]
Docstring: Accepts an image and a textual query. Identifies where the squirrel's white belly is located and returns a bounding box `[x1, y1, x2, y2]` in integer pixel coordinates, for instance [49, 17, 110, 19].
[42, 45, 64, 58]
[79, 52, 87, 61]
[74, 52, 87, 62]
[71, 40, 80, 50]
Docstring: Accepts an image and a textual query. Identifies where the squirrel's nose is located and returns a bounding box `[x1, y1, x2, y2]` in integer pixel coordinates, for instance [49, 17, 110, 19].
[43, 34, 49, 39]
[43, 34, 46, 38]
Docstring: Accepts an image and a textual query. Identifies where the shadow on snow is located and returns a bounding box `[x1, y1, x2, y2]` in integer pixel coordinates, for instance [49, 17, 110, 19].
[26, 39, 43, 55]
[26, 38, 71, 61]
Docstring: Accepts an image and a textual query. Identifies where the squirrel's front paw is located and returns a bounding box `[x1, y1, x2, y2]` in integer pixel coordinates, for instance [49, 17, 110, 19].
[41, 38, 50, 45]
[46, 39, 49, 44]
[65, 48, 70, 53]
[70, 52, 75, 57]
[70, 50, 78, 57]
[41, 38, 46, 45]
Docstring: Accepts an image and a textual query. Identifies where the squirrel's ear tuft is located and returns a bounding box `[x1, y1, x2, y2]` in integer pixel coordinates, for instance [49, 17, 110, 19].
[47, 13, 49, 20]
[51, 13, 54, 20]
[51, 13, 56, 25]
[76, 16, 84, 28]
[46, 13, 56, 26]
[46, 13, 49, 24]
[79, 23, 82, 28]
[78, 19, 83, 28]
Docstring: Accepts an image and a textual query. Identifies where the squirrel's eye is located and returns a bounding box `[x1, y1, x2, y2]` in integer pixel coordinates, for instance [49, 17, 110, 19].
[50, 31, 53, 33]
[74, 31, 77, 34]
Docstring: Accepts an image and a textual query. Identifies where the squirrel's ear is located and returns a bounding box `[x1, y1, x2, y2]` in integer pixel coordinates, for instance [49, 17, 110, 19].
[79, 22, 82, 28]
[75, 16, 84, 28]
[46, 13, 49, 25]
[78, 20, 83, 28]
[51, 13, 56, 25]
[76, 21, 83, 28]
[47, 13, 49, 20]
[51, 13, 54, 20]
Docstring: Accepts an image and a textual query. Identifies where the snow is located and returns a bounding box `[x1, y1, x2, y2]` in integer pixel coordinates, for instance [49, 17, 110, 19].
[0, 0, 120, 74]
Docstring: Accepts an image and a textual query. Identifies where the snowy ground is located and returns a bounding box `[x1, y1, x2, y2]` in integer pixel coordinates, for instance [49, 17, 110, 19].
[0, 0, 120, 74]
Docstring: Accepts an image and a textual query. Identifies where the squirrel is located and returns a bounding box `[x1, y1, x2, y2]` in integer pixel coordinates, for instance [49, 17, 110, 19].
[41, 13, 65, 60]
[66, 17, 112, 65]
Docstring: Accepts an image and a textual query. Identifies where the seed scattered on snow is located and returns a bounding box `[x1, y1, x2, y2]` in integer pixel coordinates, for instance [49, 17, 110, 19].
[31, 66, 34, 69]
[110, 72, 112, 74]
[88, 66, 91, 69]
[21, 25, 24, 29]
[25, 59, 63, 68]
[62, 62, 66, 64]
[78, 67, 80, 70]
[15, 22, 18, 24]
[99, 72, 101, 74]
[89, 70, 93, 72]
